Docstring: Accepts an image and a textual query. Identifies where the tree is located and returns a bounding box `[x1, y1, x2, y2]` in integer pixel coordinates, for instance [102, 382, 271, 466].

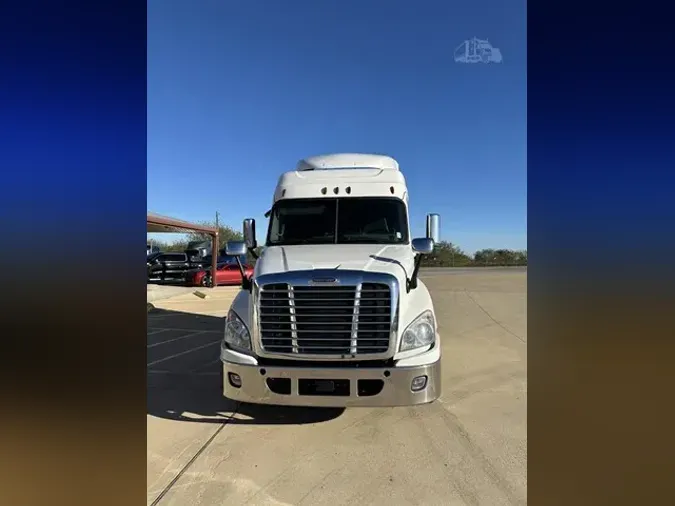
[185, 222, 244, 251]
[147, 239, 188, 252]
[421, 241, 472, 267]
[513, 250, 527, 265]
[474, 248, 496, 265]
[473, 248, 527, 266]
[164, 240, 189, 252]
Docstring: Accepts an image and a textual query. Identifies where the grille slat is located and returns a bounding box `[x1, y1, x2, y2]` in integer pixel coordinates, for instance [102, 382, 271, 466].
[258, 281, 392, 356]
[258, 337, 390, 342]
[265, 346, 389, 351]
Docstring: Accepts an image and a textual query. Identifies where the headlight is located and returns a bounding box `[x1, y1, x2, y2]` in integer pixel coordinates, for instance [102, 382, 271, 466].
[223, 310, 251, 352]
[399, 310, 436, 352]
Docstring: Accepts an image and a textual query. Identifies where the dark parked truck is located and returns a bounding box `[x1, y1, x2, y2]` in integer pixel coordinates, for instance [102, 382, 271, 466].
[220, 153, 442, 407]
[147, 252, 210, 282]
[147, 252, 192, 281]
[185, 240, 212, 261]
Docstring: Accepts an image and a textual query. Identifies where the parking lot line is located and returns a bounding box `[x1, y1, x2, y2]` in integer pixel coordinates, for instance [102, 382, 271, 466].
[147, 327, 221, 333]
[146, 331, 208, 348]
[147, 313, 191, 319]
[147, 328, 172, 336]
[147, 370, 220, 376]
[146, 340, 221, 367]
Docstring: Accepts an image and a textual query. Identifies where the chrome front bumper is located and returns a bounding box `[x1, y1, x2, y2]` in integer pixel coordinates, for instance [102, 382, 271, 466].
[222, 359, 441, 408]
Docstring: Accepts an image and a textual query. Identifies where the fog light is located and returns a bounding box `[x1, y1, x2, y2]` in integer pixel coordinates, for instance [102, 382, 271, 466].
[411, 375, 427, 392]
[228, 373, 242, 388]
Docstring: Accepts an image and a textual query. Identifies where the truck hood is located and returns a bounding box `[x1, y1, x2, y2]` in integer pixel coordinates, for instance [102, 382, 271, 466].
[255, 244, 415, 286]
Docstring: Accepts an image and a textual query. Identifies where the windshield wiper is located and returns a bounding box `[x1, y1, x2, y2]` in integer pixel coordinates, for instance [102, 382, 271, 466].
[339, 236, 399, 244]
[269, 237, 334, 246]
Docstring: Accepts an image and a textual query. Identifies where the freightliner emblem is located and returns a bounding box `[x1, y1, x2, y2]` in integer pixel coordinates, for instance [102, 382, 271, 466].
[309, 277, 339, 285]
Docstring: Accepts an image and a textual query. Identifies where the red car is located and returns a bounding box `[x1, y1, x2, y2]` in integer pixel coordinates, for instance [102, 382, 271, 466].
[187, 262, 254, 287]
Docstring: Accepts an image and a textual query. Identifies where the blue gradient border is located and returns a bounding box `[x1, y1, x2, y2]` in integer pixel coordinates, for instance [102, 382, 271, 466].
[0, 3, 147, 504]
[1, 2, 146, 262]
[529, 5, 675, 276]
[528, 1, 674, 505]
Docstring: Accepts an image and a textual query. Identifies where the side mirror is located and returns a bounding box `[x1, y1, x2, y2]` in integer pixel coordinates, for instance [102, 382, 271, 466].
[412, 238, 434, 255]
[426, 213, 440, 244]
[243, 218, 257, 249]
[225, 241, 253, 292]
[225, 241, 247, 256]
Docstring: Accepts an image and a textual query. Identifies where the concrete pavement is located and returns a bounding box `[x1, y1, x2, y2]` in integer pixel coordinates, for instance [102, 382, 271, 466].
[147, 283, 202, 303]
[147, 269, 527, 505]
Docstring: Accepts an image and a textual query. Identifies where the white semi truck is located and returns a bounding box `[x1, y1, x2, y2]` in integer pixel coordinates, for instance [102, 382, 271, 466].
[221, 153, 441, 407]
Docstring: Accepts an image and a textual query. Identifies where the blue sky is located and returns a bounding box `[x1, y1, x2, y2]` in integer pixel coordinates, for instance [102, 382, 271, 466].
[147, 0, 526, 254]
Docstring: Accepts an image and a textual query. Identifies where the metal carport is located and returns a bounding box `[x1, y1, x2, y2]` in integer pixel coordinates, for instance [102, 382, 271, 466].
[147, 212, 219, 287]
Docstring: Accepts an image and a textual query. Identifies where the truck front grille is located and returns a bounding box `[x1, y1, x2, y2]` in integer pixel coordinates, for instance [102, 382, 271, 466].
[258, 282, 392, 356]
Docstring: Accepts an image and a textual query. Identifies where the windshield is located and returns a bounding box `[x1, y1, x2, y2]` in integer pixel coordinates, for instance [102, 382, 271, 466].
[266, 197, 409, 246]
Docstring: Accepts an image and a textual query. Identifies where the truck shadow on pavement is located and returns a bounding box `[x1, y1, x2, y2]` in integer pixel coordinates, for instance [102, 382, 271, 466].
[147, 307, 344, 425]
